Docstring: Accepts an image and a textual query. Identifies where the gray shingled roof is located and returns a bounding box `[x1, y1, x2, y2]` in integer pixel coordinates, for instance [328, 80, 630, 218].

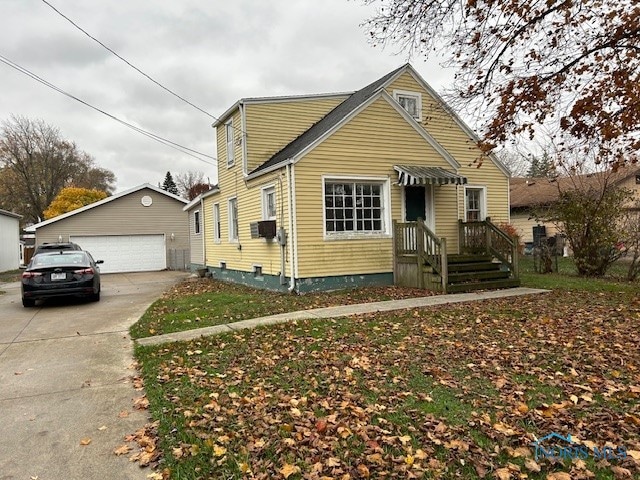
[248, 64, 409, 176]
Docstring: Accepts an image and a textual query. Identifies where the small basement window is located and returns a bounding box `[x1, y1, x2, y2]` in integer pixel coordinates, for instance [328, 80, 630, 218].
[253, 265, 263, 278]
[220, 261, 226, 270]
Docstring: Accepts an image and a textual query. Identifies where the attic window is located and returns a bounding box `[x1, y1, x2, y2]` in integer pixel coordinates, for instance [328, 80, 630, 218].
[394, 90, 422, 121]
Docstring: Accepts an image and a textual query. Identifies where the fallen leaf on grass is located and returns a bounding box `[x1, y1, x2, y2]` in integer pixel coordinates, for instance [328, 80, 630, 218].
[524, 458, 541, 472]
[546, 473, 571, 480]
[611, 466, 632, 478]
[495, 467, 511, 479]
[279, 463, 300, 478]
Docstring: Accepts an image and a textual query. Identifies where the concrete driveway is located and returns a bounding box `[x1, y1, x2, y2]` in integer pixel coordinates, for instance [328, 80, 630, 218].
[0, 271, 187, 480]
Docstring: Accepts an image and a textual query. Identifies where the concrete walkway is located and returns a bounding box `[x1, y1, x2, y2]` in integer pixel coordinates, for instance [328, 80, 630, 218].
[137, 287, 549, 346]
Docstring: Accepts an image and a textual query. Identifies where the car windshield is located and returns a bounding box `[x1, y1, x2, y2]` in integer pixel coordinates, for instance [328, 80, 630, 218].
[32, 253, 87, 267]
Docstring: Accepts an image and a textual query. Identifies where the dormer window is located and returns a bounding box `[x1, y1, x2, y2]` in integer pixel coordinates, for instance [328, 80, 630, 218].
[394, 90, 422, 121]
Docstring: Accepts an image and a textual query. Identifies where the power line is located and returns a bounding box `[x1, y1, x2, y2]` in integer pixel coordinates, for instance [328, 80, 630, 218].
[0, 53, 217, 166]
[40, 0, 243, 134]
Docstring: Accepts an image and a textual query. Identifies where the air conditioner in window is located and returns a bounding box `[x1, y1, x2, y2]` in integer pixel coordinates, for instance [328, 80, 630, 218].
[257, 220, 276, 239]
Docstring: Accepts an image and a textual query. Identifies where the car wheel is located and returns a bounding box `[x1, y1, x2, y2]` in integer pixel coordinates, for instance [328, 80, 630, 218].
[92, 290, 101, 302]
[22, 297, 35, 308]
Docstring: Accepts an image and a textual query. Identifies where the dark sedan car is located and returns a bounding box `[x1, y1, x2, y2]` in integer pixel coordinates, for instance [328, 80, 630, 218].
[21, 251, 103, 307]
[34, 242, 82, 255]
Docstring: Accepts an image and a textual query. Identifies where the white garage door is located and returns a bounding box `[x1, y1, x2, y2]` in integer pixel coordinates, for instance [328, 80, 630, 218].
[70, 235, 166, 274]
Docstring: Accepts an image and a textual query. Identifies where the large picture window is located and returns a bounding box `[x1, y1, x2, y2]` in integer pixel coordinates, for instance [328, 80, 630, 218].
[324, 181, 385, 234]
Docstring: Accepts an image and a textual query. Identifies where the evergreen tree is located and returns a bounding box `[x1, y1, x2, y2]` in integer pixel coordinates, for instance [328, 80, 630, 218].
[162, 171, 179, 195]
[526, 153, 555, 178]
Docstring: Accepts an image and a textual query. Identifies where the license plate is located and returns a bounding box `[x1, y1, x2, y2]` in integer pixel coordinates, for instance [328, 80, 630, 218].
[51, 273, 66, 281]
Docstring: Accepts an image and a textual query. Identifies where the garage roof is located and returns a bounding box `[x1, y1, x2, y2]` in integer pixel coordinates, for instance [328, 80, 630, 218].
[25, 183, 187, 232]
[0, 209, 22, 219]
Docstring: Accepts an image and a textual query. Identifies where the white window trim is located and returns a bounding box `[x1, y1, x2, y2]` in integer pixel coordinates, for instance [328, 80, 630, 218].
[261, 184, 277, 221]
[193, 210, 201, 235]
[321, 175, 392, 241]
[393, 89, 422, 121]
[228, 196, 239, 242]
[212, 203, 221, 243]
[464, 185, 487, 222]
[225, 120, 234, 167]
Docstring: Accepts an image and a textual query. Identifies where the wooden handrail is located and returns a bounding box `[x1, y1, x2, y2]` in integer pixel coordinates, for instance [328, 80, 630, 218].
[458, 218, 519, 280]
[393, 219, 449, 291]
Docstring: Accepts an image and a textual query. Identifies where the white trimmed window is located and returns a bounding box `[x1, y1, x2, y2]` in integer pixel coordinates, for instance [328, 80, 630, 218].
[194, 210, 201, 235]
[465, 186, 486, 222]
[323, 178, 389, 236]
[212, 203, 220, 242]
[225, 120, 234, 167]
[228, 197, 238, 241]
[262, 186, 276, 220]
[394, 90, 422, 121]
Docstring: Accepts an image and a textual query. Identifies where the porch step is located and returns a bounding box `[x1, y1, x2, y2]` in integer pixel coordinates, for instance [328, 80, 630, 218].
[447, 254, 493, 264]
[447, 269, 510, 283]
[444, 253, 520, 293]
[446, 278, 521, 293]
[447, 260, 501, 273]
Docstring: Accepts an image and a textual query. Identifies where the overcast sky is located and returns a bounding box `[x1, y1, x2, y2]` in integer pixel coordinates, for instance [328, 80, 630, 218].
[0, 0, 454, 193]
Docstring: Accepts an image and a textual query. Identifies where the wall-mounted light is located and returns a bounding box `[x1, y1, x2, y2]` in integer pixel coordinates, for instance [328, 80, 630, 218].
[170, 233, 175, 241]
[58, 235, 63, 242]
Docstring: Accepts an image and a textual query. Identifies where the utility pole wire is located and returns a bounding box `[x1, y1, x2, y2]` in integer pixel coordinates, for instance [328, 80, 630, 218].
[0, 53, 217, 166]
[40, 0, 218, 120]
[41, 0, 244, 135]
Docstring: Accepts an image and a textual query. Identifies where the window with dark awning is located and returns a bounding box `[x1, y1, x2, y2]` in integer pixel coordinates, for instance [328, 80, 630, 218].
[394, 165, 468, 186]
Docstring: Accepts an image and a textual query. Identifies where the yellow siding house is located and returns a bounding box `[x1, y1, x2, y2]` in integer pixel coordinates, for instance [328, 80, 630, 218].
[191, 65, 517, 293]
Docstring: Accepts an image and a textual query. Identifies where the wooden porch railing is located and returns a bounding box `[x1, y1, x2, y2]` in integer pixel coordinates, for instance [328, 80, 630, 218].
[458, 218, 519, 280]
[393, 219, 448, 291]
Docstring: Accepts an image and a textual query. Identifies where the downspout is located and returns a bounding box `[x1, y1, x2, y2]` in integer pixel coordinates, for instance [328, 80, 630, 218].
[200, 195, 206, 270]
[286, 163, 296, 292]
[291, 164, 299, 284]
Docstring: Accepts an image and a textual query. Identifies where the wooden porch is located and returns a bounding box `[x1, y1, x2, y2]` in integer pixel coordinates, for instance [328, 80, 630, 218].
[393, 218, 520, 293]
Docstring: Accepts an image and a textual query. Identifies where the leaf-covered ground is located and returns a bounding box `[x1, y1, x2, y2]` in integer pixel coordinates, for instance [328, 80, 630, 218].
[130, 279, 433, 339]
[135, 289, 640, 479]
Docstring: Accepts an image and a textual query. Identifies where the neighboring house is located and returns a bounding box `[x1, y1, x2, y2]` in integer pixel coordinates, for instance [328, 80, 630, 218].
[510, 166, 640, 243]
[0, 209, 22, 272]
[25, 184, 189, 273]
[195, 64, 515, 293]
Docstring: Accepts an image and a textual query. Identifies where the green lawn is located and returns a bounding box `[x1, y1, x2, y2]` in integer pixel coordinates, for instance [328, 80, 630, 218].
[130, 280, 433, 339]
[130, 272, 640, 479]
[519, 256, 638, 293]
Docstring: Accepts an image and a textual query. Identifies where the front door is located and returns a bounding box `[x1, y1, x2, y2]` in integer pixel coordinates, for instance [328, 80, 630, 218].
[404, 185, 434, 230]
[405, 186, 425, 221]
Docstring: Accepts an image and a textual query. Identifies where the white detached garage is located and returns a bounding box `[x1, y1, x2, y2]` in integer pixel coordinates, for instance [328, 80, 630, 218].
[26, 184, 189, 274]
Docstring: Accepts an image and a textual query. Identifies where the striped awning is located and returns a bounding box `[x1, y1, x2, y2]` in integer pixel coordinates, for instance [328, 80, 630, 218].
[394, 165, 468, 186]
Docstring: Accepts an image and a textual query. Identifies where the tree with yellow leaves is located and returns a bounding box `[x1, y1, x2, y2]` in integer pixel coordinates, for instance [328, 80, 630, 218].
[43, 187, 108, 219]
